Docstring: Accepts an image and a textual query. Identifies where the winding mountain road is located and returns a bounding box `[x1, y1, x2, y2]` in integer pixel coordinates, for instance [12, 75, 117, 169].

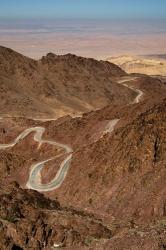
[118, 78, 143, 104]
[0, 77, 144, 192]
[0, 127, 73, 191]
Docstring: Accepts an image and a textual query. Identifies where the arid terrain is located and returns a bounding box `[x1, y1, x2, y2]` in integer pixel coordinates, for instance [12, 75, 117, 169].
[1, 19, 166, 60]
[106, 55, 166, 76]
[0, 46, 133, 119]
[0, 46, 166, 249]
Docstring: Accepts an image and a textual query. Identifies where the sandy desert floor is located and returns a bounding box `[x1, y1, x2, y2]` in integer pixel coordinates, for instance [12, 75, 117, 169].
[0, 19, 166, 59]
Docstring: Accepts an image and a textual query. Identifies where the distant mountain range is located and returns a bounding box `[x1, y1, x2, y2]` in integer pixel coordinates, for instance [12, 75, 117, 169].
[106, 55, 166, 76]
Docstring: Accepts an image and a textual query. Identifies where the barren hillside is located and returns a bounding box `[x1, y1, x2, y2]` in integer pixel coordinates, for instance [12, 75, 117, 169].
[0, 46, 135, 119]
[0, 47, 166, 249]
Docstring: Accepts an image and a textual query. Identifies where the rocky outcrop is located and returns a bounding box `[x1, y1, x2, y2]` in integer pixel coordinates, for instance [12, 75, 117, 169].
[0, 183, 112, 249]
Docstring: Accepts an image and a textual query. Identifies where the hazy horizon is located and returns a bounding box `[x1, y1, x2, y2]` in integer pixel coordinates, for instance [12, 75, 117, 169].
[1, 0, 166, 59]
[0, 18, 166, 59]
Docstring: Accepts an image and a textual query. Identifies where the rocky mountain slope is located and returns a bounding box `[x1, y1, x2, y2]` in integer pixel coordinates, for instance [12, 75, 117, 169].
[0, 47, 166, 249]
[0, 183, 113, 249]
[0, 46, 135, 119]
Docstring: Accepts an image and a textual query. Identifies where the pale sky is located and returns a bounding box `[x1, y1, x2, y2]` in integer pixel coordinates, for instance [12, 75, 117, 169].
[0, 0, 166, 19]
